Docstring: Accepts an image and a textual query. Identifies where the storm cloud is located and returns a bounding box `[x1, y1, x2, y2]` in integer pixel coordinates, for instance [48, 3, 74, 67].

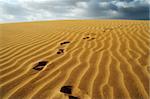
[0, 0, 149, 22]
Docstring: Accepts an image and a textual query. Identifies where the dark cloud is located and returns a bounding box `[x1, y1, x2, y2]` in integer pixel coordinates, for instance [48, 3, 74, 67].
[119, 5, 149, 20]
[116, 0, 149, 20]
[0, 0, 149, 22]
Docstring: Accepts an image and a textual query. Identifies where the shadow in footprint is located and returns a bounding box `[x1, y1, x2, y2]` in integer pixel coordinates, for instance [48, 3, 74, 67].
[60, 86, 73, 94]
[83, 37, 90, 39]
[60, 41, 70, 45]
[33, 61, 48, 71]
[69, 96, 80, 99]
[57, 49, 64, 54]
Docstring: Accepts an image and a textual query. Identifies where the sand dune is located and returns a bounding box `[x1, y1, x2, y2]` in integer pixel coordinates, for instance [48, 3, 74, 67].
[0, 20, 150, 99]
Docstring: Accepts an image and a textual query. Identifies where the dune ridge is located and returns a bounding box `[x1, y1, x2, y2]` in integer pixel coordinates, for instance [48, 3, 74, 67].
[0, 20, 149, 99]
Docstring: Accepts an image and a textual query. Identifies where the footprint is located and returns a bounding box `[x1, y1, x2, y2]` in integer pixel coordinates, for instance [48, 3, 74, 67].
[60, 41, 70, 45]
[57, 48, 64, 54]
[83, 37, 90, 39]
[57, 41, 71, 54]
[60, 86, 73, 94]
[69, 95, 79, 99]
[60, 85, 91, 99]
[33, 61, 48, 71]
[83, 36, 95, 41]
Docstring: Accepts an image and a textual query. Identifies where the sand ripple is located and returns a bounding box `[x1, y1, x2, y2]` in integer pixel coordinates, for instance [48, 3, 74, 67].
[0, 20, 149, 99]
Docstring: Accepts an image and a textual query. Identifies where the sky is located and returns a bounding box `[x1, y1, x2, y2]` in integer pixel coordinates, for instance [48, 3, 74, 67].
[0, 0, 149, 22]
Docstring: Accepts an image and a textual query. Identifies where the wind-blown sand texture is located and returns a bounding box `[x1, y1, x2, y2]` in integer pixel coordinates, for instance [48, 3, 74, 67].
[0, 20, 150, 99]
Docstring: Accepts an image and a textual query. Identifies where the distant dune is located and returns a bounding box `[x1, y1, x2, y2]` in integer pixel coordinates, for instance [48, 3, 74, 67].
[0, 20, 149, 99]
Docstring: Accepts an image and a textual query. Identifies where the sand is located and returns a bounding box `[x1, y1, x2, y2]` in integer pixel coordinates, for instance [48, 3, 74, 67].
[0, 20, 149, 99]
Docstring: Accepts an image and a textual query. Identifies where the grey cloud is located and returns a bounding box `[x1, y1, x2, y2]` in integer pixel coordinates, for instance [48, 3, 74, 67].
[119, 6, 149, 19]
[0, 1, 30, 22]
[0, 0, 149, 22]
[1, 2, 28, 16]
[84, 0, 149, 19]
[111, 0, 150, 20]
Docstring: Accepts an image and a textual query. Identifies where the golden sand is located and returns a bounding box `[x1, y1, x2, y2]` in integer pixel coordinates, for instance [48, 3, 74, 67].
[0, 20, 150, 99]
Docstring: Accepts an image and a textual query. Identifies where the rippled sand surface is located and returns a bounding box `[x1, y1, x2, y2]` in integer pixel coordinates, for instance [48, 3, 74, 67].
[0, 20, 149, 99]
